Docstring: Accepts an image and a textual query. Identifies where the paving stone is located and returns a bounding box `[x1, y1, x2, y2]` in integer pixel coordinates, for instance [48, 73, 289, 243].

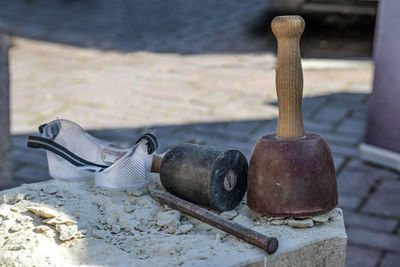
[337, 169, 377, 198]
[12, 148, 48, 168]
[320, 132, 361, 146]
[302, 95, 329, 118]
[362, 180, 400, 217]
[0, 34, 11, 187]
[343, 210, 398, 233]
[351, 109, 368, 120]
[333, 156, 346, 171]
[329, 93, 366, 104]
[346, 159, 383, 172]
[330, 144, 361, 158]
[0, 0, 271, 54]
[186, 120, 262, 140]
[14, 166, 51, 182]
[338, 195, 363, 210]
[312, 105, 349, 125]
[346, 159, 400, 180]
[345, 245, 381, 267]
[380, 253, 400, 267]
[248, 120, 278, 142]
[303, 120, 333, 133]
[347, 228, 400, 252]
[378, 169, 400, 180]
[11, 135, 31, 149]
[336, 119, 366, 135]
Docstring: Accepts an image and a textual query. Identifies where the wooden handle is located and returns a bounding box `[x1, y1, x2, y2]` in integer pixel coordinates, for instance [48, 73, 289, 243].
[272, 16, 305, 138]
[151, 155, 163, 173]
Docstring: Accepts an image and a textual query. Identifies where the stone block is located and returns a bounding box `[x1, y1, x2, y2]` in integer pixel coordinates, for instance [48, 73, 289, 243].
[337, 169, 377, 198]
[312, 106, 349, 125]
[343, 210, 397, 233]
[362, 180, 400, 217]
[347, 228, 400, 252]
[320, 132, 360, 146]
[14, 166, 51, 182]
[0, 177, 347, 266]
[336, 119, 366, 135]
[333, 156, 346, 171]
[380, 253, 400, 267]
[345, 245, 380, 267]
[338, 195, 362, 210]
[330, 144, 360, 158]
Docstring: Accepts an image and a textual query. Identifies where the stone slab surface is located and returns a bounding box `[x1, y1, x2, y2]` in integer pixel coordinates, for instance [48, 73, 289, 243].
[0, 176, 347, 267]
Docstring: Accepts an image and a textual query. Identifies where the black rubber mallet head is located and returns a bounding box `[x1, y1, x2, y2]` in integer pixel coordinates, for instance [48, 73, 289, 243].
[151, 143, 248, 211]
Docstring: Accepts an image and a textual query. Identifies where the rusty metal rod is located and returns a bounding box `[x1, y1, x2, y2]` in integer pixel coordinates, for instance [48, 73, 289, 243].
[149, 190, 279, 254]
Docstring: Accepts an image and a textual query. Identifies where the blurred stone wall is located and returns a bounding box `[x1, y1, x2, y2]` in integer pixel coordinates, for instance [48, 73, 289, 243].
[0, 34, 11, 187]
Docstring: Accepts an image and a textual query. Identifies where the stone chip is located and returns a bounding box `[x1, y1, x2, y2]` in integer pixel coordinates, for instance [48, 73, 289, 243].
[92, 230, 111, 239]
[287, 219, 314, 228]
[34, 225, 56, 238]
[42, 216, 77, 226]
[270, 219, 287, 226]
[43, 186, 58, 194]
[312, 214, 330, 223]
[156, 210, 181, 227]
[177, 224, 193, 234]
[28, 206, 59, 218]
[220, 210, 238, 220]
[56, 224, 78, 241]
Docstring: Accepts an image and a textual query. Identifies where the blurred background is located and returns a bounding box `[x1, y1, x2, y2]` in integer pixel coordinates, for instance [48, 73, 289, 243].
[0, 0, 399, 266]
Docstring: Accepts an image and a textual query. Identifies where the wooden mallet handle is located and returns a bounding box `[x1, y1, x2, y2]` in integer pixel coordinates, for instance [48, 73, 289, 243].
[151, 154, 163, 173]
[272, 16, 305, 138]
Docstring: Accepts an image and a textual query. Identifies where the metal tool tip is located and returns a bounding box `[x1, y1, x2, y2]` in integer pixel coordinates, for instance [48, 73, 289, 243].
[266, 238, 279, 254]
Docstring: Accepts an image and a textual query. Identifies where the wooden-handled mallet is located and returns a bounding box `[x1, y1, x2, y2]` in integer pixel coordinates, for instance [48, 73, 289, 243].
[247, 16, 338, 216]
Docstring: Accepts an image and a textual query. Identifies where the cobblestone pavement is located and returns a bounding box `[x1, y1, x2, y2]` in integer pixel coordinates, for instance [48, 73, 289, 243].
[1, 1, 399, 266]
[0, 0, 271, 54]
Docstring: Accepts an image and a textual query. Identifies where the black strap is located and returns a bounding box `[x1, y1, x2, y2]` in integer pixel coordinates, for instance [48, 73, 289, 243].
[135, 132, 158, 154]
[27, 136, 109, 171]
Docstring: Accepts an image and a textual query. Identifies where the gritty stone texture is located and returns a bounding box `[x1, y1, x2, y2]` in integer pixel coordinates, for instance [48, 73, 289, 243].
[0, 34, 11, 187]
[0, 174, 347, 266]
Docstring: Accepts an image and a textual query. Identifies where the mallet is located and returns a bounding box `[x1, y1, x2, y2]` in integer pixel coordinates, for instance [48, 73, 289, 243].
[247, 16, 338, 216]
[151, 143, 248, 211]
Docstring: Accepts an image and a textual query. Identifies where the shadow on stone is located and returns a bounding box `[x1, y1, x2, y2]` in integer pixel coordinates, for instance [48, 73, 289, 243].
[0, 0, 375, 56]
